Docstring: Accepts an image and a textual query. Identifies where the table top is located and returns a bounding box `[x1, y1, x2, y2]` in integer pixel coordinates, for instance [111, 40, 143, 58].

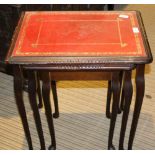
[6, 11, 152, 66]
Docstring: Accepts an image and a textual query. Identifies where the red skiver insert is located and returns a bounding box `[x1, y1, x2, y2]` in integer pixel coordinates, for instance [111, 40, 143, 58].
[12, 11, 146, 57]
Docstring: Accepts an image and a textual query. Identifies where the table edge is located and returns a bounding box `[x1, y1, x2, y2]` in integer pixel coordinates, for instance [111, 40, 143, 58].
[6, 10, 153, 66]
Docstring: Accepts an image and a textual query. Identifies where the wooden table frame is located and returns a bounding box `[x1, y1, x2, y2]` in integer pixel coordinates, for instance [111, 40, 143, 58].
[13, 64, 132, 150]
[6, 11, 153, 150]
[13, 63, 148, 150]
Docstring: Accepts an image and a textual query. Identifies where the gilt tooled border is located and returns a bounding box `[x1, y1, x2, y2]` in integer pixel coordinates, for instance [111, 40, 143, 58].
[15, 11, 144, 57]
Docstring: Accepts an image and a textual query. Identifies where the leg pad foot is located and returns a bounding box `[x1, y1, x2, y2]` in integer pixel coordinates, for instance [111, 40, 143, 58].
[108, 144, 116, 150]
[38, 103, 43, 109]
[53, 112, 59, 119]
[48, 144, 56, 150]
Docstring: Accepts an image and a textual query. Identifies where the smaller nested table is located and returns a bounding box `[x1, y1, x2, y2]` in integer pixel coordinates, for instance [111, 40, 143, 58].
[6, 11, 152, 150]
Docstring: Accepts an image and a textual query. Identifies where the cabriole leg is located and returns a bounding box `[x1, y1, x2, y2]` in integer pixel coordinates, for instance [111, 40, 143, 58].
[13, 65, 33, 150]
[42, 72, 56, 150]
[108, 72, 120, 150]
[51, 81, 59, 118]
[128, 65, 145, 150]
[28, 71, 45, 150]
[119, 70, 133, 149]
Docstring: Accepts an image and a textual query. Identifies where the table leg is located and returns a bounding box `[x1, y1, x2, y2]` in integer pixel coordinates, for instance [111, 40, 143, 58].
[36, 72, 43, 109]
[106, 71, 123, 119]
[118, 71, 124, 114]
[42, 72, 56, 150]
[119, 71, 133, 150]
[108, 72, 120, 150]
[128, 65, 145, 150]
[28, 71, 46, 150]
[51, 81, 59, 118]
[106, 81, 112, 119]
[13, 65, 33, 150]
[120, 86, 125, 111]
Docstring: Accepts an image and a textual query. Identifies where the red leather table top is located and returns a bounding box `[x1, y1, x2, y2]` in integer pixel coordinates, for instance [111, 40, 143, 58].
[11, 11, 146, 57]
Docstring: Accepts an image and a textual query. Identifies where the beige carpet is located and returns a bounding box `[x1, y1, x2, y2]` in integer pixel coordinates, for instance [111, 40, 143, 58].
[0, 4, 155, 150]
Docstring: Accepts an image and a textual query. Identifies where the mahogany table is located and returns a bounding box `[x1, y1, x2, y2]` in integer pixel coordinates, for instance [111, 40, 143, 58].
[6, 11, 152, 150]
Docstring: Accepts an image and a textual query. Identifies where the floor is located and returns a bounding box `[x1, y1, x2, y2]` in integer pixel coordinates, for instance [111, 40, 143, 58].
[0, 4, 155, 150]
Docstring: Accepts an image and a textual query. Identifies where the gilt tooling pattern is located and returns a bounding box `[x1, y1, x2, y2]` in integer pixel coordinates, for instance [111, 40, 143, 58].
[12, 11, 146, 57]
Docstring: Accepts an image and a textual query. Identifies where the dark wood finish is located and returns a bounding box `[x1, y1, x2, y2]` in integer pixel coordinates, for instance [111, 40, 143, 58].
[40, 70, 119, 150]
[106, 81, 112, 119]
[42, 72, 56, 150]
[51, 81, 59, 118]
[119, 71, 133, 149]
[108, 72, 120, 149]
[36, 74, 59, 119]
[120, 81, 125, 111]
[13, 65, 33, 149]
[28, 70, 46, 150]
[6, 10, 152, 150]
[118, 71, 124, 114]
[37, 72, 43, 109]
[41, 70, 112, 120]
[128, 64, 145, 149]
[24, 64, 135, 72]
[106, 71, 123, 119]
